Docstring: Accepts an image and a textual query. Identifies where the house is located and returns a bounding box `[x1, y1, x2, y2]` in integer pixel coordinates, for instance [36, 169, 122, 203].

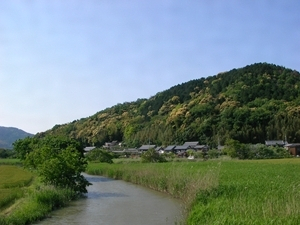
[124, 148, 139, 153]
[83, 146, 96, 154]
[174, 145, 190, 152]
[164, 145, 176, 153]
[103, 140, 119, 149]
[139, 145, 156, 151]
[183, 141, 199, 148]
[284, 143, 300, 156]
[265, 140, 285, 147]
[155, 146, 164, 151]
[194, 145, 209, 152]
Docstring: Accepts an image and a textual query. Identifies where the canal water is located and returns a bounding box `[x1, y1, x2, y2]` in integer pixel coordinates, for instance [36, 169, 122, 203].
[35, 174, 184, 225]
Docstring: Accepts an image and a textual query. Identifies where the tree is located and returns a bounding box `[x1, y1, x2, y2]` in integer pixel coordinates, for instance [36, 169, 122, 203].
[223, 139, 249, 159]
[15, 136, 91, 195]
[13, 137, 37, 160]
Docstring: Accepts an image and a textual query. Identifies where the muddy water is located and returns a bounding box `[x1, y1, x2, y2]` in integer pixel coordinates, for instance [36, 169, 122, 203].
[35, 174, 184, 225]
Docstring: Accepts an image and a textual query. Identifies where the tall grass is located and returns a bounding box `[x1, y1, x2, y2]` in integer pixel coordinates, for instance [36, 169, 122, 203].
[87, 161, 221, 211]
[86, 158, 300, 224]
[2, 186, 75, 225]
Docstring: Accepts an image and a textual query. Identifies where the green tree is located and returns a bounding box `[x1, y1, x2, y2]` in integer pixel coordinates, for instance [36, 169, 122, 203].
[224, 139, 249, 159]
[15, 136, 91, 195]
[13, 137, 37, 160]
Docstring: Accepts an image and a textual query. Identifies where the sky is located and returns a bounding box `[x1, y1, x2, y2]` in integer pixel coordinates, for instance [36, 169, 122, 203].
[1, 0, 300, 134]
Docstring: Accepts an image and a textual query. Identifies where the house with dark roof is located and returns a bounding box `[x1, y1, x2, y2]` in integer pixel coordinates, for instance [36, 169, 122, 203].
[155, 146, 164, 151]
[265, 140, 285, 147]
[183, 141, 199, 148]
[174, 145, 190, 152]
[164, 145, 176, 152]
[139, 145, 156, 151]
[194, 145, 209, 151]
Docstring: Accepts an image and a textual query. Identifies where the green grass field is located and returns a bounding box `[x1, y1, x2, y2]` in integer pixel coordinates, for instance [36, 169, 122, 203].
[0, 163, 75, 225]
[87, 158, 300, 225]
[0, 165, 33, 210]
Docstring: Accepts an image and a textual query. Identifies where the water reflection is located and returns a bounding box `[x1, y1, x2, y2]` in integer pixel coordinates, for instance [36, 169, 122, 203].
[85, 176, 113, 183]
[88, 191, 128, 199]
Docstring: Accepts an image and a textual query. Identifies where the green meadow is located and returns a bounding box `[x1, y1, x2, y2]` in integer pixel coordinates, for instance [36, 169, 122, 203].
[0, 164, 74, 225]
[86, 158, 300, 225]
[0, 165, 33, 210]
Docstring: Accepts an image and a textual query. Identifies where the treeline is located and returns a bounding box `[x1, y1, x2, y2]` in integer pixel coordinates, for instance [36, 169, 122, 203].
[37, 63, 300, 147]
[0, 148, 16, 158]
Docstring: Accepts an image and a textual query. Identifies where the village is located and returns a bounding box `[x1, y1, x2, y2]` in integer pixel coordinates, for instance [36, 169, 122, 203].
[84, 140, 300, 158]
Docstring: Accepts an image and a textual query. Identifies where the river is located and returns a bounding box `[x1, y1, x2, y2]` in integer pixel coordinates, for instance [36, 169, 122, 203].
[35, 174, 184, 225]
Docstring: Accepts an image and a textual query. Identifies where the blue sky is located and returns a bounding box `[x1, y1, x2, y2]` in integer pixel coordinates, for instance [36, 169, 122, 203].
[1, 0, 299, 134]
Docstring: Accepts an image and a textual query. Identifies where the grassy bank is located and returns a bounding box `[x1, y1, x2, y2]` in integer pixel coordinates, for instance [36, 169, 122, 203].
[0, 164, 76, 225]
[86, 158, 300, 224]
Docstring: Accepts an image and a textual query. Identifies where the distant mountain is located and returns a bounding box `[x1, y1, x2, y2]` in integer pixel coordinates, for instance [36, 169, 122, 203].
[0, 126, 34, 149]
[38, 63, 300, 147]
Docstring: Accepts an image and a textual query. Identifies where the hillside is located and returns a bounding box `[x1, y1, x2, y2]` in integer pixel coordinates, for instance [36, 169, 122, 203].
[38, 63, 300, 147]
[0, 126, 34, 149]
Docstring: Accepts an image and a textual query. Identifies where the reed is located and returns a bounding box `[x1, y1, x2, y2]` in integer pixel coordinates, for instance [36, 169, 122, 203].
[3, 186, 75, 225]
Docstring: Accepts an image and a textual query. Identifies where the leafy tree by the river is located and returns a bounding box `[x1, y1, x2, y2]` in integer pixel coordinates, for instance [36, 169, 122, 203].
[14, 136, 91, 195]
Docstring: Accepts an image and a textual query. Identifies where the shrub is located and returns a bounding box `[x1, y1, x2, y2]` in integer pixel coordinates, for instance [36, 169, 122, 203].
[207, 149, 220, 159]
[86, 149, 114, 164]
[141, 149, 167, 163]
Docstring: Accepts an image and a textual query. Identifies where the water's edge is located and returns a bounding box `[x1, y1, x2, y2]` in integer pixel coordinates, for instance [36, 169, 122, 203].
[35, 174, 184, 225]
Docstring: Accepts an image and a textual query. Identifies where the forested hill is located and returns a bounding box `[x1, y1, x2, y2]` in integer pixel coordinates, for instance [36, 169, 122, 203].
[37, 63, 300, 147]
[0, 126, 33, 149]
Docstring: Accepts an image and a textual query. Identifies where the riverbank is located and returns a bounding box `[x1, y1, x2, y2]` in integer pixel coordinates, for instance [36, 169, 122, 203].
[0, 164, 76, 225]
[86, 158, 300, 224]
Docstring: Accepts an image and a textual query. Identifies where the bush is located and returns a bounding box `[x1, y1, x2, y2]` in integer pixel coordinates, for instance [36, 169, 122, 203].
[141, 149, 167, 163]
[86, 149, 114, 164]
[207, 149, 220, 159]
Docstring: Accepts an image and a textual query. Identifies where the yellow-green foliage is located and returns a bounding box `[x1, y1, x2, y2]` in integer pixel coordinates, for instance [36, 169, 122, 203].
[86, 158, 300, 224]
[0, 165, 33, 210]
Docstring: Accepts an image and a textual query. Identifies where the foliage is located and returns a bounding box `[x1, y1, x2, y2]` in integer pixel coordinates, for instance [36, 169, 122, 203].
[140, 149, 167, 163]
[36, 63, 300, 147]
[14, 136, 91, 195]
[223, 140, 291, 160]
[0, 149, 17, 159]
[13, 137, 37, 160]
[207, 149, 220, 158]
[85, 149, 114, 163]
